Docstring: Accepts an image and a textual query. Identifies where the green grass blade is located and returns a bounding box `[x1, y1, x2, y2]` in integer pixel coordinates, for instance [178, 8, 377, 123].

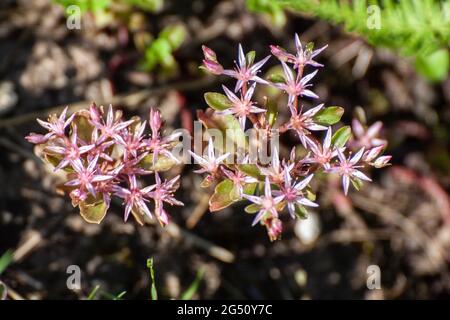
[87, 284, 100, 300]
[147, 258, 158, 300]
[0, 250, 13, 275]
[180, 268, 205, 300]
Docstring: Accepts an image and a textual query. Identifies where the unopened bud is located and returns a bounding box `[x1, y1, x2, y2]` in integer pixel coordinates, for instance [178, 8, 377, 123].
[202, 59, 224, 75]
[25, 133, 49, 144]
[270, 45, 290, 62]
[364, 145, 385, 162]
[372, 155, 391, 168]
[267, 218, 283, 241]
[202, 45, 217, 62]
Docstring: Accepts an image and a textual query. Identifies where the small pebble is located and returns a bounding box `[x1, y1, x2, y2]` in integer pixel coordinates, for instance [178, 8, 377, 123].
[0, 81, 18, 115]
[294, 211, 321, 245]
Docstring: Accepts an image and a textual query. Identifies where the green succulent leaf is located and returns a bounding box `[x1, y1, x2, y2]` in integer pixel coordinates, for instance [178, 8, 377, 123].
[245, 203, 261, 214]
[267, 73, 285, 83]
[197, 110, 247, 152]
[351, 177, 363, 191]
[331, 126, 351, 148]
[243, 182, 257, 195]
[237, 164, 263, 179]
[204, 92, 232, 111]
[313, 106, 344, 125]
[79, 197, 108, 224]
[246, 51, 256, 65]
[139, 154, 178, 172]
[295, 204, 309, 219]
[209, 179, 238, 212]
[306, 189, 316, 202]
[72, 113, 93, 142]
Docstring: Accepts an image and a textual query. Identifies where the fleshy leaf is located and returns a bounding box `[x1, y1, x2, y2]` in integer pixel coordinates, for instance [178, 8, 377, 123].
[306, 189, 316, 201]
[204, 92, 232, 111]
[44, 153, 63, 168]
[245, 203, 261, 214]
[313, 106, 344, 125]
[209, 179, 238, 212]
[246, 51, 256, 65]
[305, 42, 315, 52]
[79, 198, 108, 224]
[42, 149, 75, 173]
[351, 177, 363, 191]
[72, 111, 93, 142]
[197, 109, 247, 151]
[218, 113, 247, 149]
[243, 182, 257, 195]
[295, 204, 309, 219]
[331, 126, 351, 148]
[237, 164, 263, 179]
[139, 154, 177, 172]
[267, 73, 285, 83]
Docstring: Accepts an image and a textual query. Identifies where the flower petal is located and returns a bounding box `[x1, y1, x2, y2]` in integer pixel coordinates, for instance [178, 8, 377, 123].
[352, 170, 372, 182]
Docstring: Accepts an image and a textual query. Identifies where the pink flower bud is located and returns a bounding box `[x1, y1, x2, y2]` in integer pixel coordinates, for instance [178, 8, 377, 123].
[70, 188, 87, 205]
[25, 133, 49, 144]
[364, 145, 385, 162]
[149, 108, 163, 135]
[270, 45, 291, 62]
[202, 59, 224, 75]
[89, 103, 101, 123]
[202, 45, 217, 62]
[266, 218, 283, 242]
[373, 155, 392, 168]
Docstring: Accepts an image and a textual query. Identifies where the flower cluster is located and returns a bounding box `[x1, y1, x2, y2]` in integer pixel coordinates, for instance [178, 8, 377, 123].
[25, 35, 391, 242]
[198, 34, 391, 241]
[26, 104, 183, 226]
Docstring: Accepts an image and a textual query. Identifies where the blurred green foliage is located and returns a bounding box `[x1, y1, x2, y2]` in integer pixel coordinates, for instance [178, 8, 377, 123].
[246, 0, 287, 28]
[52, 0, 163, 27]
[53, 0, 163, 13]
[52, 0, 187, 75]
[251, 0, 450, 82]
[179, 268, 205, 300]
[53, 0, 109, 13]
[141, 24, 187, 73]
[126, 0, 163, 12]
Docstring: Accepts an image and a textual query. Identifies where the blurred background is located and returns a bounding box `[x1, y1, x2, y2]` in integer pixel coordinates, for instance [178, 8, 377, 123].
[0, 0, 449, 299]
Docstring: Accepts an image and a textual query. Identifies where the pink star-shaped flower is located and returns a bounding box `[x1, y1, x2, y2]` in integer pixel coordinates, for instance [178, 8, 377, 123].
[328, 148, 372, 195]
